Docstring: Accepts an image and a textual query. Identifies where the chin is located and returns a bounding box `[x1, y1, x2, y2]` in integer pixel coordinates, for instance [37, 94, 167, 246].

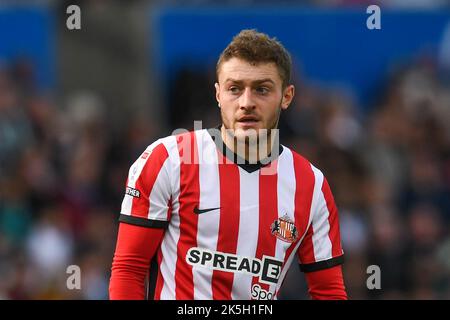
[234, 127, 260, 143]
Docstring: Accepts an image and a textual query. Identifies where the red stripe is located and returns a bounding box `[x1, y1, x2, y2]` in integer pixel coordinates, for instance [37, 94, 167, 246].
[175, 132, 199, 299]
[293, 154, 316, 265]
[251, 160, 279, 296]
[211, 152, 240, 299]
[154, 197, 172, 300]
[153, 247, 164, 300]
[322, 178, 342, 257]
[132, 144, 169, 219]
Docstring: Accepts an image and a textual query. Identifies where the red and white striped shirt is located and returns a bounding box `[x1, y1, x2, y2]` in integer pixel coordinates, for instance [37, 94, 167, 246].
[118, 128, 344, 300]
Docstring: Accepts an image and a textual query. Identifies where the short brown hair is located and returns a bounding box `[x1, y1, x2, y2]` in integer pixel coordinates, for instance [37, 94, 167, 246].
[216, 29, 292, 88]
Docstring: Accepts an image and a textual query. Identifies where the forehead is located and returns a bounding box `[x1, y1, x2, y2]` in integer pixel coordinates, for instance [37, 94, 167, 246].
[218, 57, 281, 84]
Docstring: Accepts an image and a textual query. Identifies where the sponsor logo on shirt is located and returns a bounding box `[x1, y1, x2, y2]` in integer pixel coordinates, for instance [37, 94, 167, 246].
[125, 186, 141, 198]
[251, 284, 274, 300]
[186, 247, 283, 285]
[270, 214, 298, 243]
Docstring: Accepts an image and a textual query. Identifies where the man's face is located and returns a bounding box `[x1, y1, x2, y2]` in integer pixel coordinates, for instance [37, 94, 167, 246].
[215, 57, 294, 141]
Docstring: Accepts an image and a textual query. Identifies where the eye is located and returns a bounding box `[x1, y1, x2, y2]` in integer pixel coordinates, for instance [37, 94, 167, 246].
[256, 87, 269, 95]
[228, 86, 240, 94]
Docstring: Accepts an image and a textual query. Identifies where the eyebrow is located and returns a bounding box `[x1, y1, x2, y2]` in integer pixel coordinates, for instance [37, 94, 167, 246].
[224, 78, 276, 85]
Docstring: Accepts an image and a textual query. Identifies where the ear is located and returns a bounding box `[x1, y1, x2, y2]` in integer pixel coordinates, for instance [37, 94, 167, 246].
[281, 85, 295, 110]
[215, 82, 221, 105]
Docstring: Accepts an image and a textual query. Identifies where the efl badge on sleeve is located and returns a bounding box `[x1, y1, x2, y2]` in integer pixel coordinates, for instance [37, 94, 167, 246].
[271, 214, 298, 243]
[141, 151, 151, 159]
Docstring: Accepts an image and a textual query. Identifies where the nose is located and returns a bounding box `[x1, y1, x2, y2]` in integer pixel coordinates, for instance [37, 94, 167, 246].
[239, 87, 256, 111]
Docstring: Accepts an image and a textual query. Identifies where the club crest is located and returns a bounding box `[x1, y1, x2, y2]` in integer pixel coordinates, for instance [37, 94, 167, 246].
[271, 214, 298, 243]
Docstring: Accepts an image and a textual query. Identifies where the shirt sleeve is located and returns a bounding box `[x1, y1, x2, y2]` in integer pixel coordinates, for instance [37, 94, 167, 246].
[119, 140, 173, 229]
[297, 173, 344, 273]
[109, 222, 165, 300]
[304, 265, 347, 300]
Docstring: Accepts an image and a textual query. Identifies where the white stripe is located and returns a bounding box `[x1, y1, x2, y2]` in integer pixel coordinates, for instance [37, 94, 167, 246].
[310, 165, 332, 262]
[159, 208, 180, 299]
[270, 147, 296, 295]
[121, 139, 162, 216]
[148, 157, 172, 221]
[192, 130, 221, 299]
[158, 136, 181, 299]
[231, 168, 260, 300]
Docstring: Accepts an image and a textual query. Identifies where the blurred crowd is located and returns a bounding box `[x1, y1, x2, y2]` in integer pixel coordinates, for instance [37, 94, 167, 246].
[0, 58, 161, 299]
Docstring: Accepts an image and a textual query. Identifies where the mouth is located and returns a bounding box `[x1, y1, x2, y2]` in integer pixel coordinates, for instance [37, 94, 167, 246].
[237, 116, 260, 126]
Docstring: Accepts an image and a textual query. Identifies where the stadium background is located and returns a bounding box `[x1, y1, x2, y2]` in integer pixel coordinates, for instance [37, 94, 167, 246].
[1, 0, 450, 299]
